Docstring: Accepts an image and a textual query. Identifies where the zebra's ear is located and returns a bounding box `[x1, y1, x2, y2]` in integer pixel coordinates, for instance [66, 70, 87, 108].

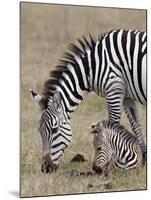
[52, 90, 62, 111]
[30, 88, 46, 110]
[53, 91, 61, 104]
[90, 123, 98, 134]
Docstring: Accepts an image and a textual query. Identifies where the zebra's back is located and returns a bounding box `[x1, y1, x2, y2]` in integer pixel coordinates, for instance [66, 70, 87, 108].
[100, 30, 146, 104]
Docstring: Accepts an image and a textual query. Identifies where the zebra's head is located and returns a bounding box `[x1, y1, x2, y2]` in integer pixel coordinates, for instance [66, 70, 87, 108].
[91, 121, 113, 175]
[31, 89, 72, 173]
[91, 121, 108, 146]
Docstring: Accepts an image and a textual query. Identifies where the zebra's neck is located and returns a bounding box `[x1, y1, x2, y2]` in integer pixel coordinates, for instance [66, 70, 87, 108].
[46, 38, 101, 115]
[43, 33, 113, 115]
[54, 59, 91, 115]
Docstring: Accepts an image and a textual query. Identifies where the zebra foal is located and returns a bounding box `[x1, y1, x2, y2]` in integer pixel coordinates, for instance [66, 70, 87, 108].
[91, 120, 144, 176]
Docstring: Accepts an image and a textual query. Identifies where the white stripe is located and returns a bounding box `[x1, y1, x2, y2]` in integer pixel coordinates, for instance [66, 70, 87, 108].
[74, 55, 88, 88]
[142, 42, 146, 53]
[60, 127, 72, 138]
[109, 71, 116, 79]
[67, 63, 87, 97]
[126, 156, 137, 168]
[87, 49, 93, 88]
[117, 30, 137, 100]
[142, 32, 146, 42]
[62, 72, 74, 91]
[61, 102, 70, 123]
[126, 30, 132, 70]
[57, 86, 76, 112]
[134, 30, 138, 34]
[60, 79, 81, 104]
[98, 37, 108, 95]
[52, 150, 63, 161]
[94, 42, 100, 91]
[102, 35, 121, 93]
[133, 32, 144, 102]
[51, 136, 70, 149]
[61, 123, 71, 130]
[122, 146, 130, 163]
[109, 30, 120, 66]
[60, 132, 72, 141]
[141, 55, 146, 103]
[101, 54, 110, 93]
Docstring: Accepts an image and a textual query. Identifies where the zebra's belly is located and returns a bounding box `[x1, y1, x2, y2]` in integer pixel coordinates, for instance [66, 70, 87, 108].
[125, 89, 146, 105]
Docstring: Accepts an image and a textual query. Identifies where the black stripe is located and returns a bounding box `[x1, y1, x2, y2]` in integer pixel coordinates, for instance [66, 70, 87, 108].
[73, 61, 87, 91]
[105, 32, 120, 69]
[121, 30, 129, 67]
[60, 74, 83, 100]
[129, 31, 142, 102]
[51, 149, 64, 156]
[99, 49, 107, 90]
[51, 141, 68, 149]
[52, 133, 70, 144]
[81, 54, 90, 87]
[91, 45, 96, 90]
[113, 31, 135, 98]
[137, 32, 146, 101]
[97, 41, 102, 92]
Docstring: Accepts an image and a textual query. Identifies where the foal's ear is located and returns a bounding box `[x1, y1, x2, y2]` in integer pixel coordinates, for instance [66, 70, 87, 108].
[90, 123, 98, 134]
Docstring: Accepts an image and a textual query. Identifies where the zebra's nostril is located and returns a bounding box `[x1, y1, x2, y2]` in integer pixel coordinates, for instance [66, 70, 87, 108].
[41, 159, 59, 173]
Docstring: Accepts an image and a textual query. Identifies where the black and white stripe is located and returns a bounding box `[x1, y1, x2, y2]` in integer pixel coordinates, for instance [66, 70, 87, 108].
[31, 29, 146, 171]
[91, 120, 144, 174]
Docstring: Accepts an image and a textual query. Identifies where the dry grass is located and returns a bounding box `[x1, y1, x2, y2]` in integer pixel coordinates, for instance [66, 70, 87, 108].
[20, 3, 147, 197]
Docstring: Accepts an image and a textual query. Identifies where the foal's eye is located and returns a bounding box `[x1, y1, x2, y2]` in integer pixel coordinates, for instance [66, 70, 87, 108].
[52, 127, 59, 133]
[97, 146, 102, 151]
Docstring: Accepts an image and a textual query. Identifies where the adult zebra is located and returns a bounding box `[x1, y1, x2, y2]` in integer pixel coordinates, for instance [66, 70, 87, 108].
[91, 120, 144, 176]
[31, 29, 146, 173]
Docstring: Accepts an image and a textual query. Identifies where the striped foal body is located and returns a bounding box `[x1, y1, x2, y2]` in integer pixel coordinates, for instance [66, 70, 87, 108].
[91, 120, 144, 175]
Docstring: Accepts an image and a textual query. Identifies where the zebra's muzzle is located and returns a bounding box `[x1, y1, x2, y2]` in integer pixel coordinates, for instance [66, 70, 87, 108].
[41, 154, 59, 173]
[93, 161, 103, 175]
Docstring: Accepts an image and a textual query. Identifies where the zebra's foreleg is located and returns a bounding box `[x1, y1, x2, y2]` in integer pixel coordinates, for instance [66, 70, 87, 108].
[106, 80, 125, 123]
[123, 98, 146, 159]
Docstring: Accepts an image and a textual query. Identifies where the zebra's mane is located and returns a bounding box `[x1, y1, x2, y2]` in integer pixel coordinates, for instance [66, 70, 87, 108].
[42, 33, 107, 103]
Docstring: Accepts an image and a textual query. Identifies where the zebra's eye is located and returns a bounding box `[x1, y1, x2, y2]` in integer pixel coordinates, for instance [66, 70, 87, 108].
[52, 127, 59, 134]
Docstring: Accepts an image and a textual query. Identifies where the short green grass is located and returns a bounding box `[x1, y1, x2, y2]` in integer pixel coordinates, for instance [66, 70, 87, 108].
[20, 3, 147, 197]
